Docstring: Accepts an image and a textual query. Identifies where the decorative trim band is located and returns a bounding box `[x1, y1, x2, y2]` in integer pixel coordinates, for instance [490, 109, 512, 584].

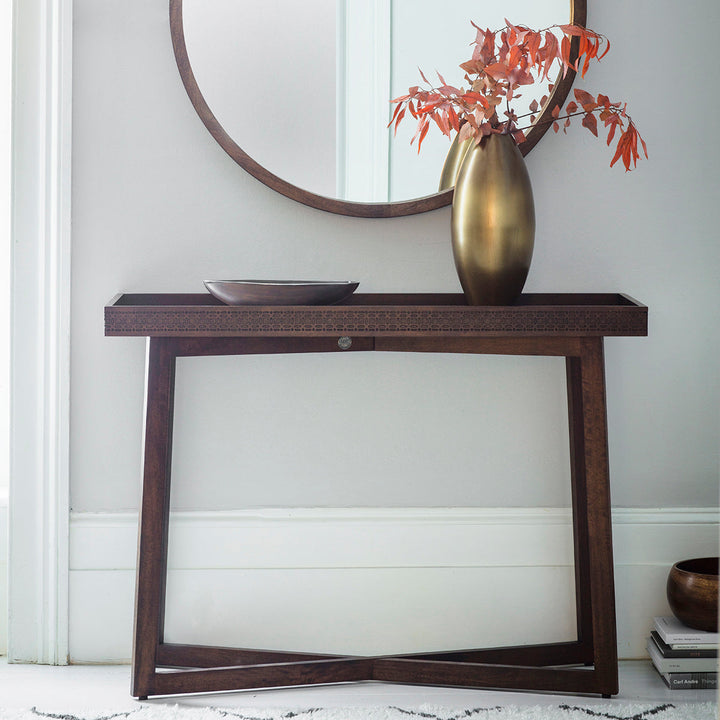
[66, 506, 718, 662]
[104, 293, 648, 338]
[70, 506, 719, 572]
[71, 505, 718, 526]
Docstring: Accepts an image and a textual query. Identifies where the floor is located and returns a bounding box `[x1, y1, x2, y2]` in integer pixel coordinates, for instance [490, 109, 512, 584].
[0, 660, 716, 713]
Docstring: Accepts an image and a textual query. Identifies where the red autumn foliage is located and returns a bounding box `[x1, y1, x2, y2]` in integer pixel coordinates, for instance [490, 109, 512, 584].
[389, 20, 647, 171]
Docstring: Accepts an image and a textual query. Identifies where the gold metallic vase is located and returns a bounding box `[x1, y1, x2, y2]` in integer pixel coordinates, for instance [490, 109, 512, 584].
[451, 133, 535, 305]
[438, 133, 473, 191]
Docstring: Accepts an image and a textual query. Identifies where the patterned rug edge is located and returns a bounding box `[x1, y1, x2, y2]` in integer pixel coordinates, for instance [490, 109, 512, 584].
[0, 701, 716, 720]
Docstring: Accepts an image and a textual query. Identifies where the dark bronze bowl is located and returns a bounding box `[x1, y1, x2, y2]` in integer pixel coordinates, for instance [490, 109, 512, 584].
[204, 280, 359, 306]
[667, 557, 719, 632]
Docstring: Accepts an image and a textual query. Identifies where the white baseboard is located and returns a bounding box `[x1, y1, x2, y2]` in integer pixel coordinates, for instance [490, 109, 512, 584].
[68, 507, 719, 663]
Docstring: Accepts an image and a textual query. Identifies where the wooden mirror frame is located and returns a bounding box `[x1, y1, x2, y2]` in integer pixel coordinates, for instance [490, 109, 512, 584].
[170, 0, 587, 218]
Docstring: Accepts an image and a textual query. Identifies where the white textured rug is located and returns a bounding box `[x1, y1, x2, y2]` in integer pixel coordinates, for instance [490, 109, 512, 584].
[0, 704, 716, 720]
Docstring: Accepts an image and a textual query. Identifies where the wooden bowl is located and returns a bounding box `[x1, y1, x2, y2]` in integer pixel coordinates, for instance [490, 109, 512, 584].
[666, 557, 719, 632]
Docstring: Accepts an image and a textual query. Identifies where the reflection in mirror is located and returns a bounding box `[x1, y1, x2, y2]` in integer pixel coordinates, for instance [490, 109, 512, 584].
[388, 1, 569, 202]
[183, 0, 338, 197]
[177, 0, 582, 215]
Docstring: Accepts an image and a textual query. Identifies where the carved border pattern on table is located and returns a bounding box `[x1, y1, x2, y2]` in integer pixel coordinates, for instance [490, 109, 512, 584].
[105, 305, 647, 338]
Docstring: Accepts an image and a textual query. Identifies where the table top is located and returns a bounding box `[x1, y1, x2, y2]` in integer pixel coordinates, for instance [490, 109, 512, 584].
[104, 292, 648, 338]
[105, 293, 647, 338]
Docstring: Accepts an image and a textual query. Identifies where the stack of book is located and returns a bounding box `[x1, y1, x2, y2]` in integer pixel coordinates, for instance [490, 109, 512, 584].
[648, 616, 718, 689]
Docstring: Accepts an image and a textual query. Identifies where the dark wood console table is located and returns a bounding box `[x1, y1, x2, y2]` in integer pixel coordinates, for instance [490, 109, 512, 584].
[105, 292, 647, 699]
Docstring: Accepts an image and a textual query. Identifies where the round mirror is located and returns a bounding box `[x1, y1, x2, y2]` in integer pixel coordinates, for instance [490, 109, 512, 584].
[170, 0, 587, 217]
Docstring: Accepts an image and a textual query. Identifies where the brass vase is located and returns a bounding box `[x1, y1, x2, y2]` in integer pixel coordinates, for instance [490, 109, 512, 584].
[451, 133, 535, 305]
[438, 133, 473, 191]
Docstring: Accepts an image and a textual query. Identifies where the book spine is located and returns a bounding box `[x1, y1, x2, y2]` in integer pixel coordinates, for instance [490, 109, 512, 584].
[650, 631, 718, 658]
[653, 658, 718, 673]
[648, 639, 719, 673]
[662, 673, 718, 690]
[654, 618, 719, 646]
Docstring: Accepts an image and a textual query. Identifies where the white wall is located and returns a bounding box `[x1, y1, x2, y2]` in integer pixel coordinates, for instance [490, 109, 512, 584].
[0, 501, 6, 656]
[1, 0, 12, 658]
[1, 0, 11, 494]
[68, 0, 720, 662]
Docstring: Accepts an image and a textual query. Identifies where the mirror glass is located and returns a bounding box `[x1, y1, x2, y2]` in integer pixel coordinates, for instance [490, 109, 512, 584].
[181, 0, 571, 206]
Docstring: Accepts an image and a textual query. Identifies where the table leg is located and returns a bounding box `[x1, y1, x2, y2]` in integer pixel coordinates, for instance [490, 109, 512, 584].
[127, 335, 619, 698]
[566, 353, 594, 662]
[132, 338, 177, 699]
[568, 338, 619, 696]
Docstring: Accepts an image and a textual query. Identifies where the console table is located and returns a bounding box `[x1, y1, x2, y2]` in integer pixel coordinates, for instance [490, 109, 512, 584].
[105, 292, 647, 699]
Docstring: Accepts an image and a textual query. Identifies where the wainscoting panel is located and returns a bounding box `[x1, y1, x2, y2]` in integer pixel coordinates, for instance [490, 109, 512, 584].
[68, 507, 719, 663]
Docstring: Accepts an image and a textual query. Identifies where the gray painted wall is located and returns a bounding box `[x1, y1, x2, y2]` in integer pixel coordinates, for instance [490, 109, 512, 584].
[71, 0, 719, 513]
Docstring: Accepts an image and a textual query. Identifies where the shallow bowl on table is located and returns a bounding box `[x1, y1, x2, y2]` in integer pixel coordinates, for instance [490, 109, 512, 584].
[666, 556, 719, 632]
[204, 280, 359, 306]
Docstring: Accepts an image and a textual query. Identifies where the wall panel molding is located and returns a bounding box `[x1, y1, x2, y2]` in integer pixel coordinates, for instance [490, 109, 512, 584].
[9, 0, 72, 664]
[68, 506, 719, 662]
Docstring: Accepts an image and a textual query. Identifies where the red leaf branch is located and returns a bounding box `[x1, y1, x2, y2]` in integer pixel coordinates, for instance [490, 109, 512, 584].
[389, 21, 647, 171]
